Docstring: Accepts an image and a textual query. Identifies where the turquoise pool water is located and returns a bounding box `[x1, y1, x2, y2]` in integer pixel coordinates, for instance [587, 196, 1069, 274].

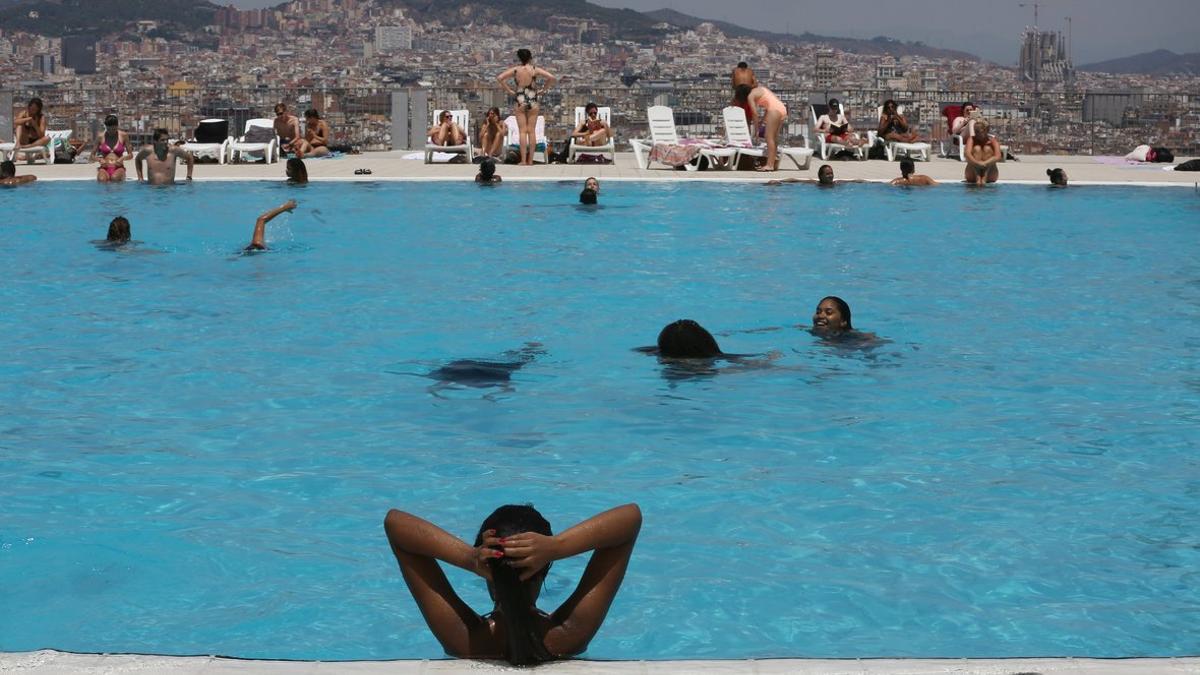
[1, 180, 1198, 660]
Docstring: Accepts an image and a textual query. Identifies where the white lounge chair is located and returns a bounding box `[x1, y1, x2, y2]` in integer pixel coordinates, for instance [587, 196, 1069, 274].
[425, 109, 473, 164]
[630, 105, 737, 171]
[721, 106, 813, 170]
[181, 118, 231, 165]
[17, 129, 73, 164]
[809, 103, 865, 161]
[503, 114, 548, 164]
[939, 104, 1008, 161]
[229, 119, 279, 164]
[870, 105, 931, 162]
[567, 106, 615, 163]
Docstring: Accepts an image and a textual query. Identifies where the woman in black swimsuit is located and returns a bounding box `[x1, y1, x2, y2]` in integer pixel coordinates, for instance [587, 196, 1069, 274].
[496, 49, 556, 165]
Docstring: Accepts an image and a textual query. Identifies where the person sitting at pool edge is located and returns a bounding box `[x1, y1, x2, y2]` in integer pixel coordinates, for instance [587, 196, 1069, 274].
[135, 129, 194, 185]
[475, 157, 502, 184]
[891, 158, 937, 186]
[384, 503, 641, 665]
[246, 199, 297, 251]
[964, 120, 1001, 186]
[286, 158, 308, 184]
[1047, 168, 1068, 187]
[0, 160, 37, 186]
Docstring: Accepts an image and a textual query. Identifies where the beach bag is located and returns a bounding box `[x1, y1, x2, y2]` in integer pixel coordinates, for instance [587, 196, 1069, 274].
[1174, 158, 1200, 171]
[52, 138, 76, 163]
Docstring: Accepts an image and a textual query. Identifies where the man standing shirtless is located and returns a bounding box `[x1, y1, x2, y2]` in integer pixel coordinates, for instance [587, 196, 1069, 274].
[135, 129, 194, 185]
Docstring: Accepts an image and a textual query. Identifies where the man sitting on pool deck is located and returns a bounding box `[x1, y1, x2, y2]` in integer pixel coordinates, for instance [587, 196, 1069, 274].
[0, 160, 37, 186]
[246, 200, 297, 251]
[135, 129, 194, 185]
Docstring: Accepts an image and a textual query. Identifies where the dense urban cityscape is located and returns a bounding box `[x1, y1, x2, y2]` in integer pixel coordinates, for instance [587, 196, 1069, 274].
[1, 0, 1197, 155]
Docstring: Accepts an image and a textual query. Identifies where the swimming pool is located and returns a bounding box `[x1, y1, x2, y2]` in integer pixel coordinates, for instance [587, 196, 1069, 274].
[1, 180, 1198, 660]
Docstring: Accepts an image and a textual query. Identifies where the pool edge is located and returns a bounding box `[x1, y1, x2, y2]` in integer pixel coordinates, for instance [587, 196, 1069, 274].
[3, 651, 1198, 673]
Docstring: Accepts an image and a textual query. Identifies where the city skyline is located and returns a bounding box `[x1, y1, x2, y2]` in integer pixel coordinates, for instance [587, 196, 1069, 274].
[222, 0, 1200, 65]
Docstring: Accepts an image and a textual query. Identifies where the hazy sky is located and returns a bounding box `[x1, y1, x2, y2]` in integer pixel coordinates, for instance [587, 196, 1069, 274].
[225, 0, 1199, 64]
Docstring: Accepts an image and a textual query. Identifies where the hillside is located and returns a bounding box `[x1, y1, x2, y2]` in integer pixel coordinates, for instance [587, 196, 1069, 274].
[1081, 49, 1200, 76]
[385, 0, 669, 41]
[0, 0, 219, 36]
[644, 8, 979, 62]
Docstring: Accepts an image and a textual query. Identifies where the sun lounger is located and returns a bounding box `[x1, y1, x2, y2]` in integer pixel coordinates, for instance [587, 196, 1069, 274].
[870, 105, 931, 161]
[17, 129, 73, 164]
[182, 118, 232, 164]
[721, 106, 813, 170]
[229, 119, 279, 164]
[630, 105, 737, 171]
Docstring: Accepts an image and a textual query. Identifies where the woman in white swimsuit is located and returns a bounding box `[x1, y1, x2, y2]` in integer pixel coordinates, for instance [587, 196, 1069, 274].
[496, 49, 556, 166]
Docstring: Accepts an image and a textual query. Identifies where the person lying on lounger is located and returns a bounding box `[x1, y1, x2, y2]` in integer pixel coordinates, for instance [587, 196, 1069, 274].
[383, 503, 641, 665]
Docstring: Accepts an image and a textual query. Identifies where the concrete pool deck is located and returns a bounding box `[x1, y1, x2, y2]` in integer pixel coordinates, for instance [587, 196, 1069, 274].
[2, 651, 1199, 674]
[11, 151, 1200, 186]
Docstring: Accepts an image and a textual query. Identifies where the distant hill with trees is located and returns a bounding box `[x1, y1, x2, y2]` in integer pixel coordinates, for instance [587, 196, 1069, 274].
[1081, 49, 1200, 76]
[0, 0, 218, 36]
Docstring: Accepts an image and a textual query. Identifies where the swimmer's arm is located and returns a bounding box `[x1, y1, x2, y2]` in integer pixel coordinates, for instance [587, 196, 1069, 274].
[505, 504, 641, 656]
[177, 148, 195, 180]
[384, 510, 499, 657]
[134, 147, 149, 181]
[248, 199, 296, 249]
[3, 175, 36, 185]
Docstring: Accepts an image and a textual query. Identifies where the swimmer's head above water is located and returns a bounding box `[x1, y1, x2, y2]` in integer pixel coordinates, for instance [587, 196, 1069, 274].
[1047, 168, 1068, 186]
[286, 157, 308, 184]
[106, 216, 131, 243]
[817, 164, 834, 185]
[479, 157, 496, 180]
[0, 160, 14, 179]
[476, 504, 554, 665]
[812, 296, 852, 335]
[657, 319, 723, 358]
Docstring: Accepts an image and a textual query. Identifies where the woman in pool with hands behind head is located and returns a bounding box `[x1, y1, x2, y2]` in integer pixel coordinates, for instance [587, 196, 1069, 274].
[384, 503, 641, 665]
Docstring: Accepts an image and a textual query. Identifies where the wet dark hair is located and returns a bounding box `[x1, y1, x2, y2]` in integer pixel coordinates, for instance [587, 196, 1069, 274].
[104, 114, 118, 127]
[817, 164, 834, 184]
[517, 48, 532, 64]
[304, 108, 319, 119]
[736, 61, 749, 69]
[733, 84, 752, 103]
[152, 128, 169, 142]
[106, 216, 131, 242]
[286, 157, 308, 184]
[818, 296, 853, 330]
[579, 188, 597, 204]
[475, 505, 554, 666]
[480, 157, 496, 179]
[0, 160, 15, 179]
[899, 158, 915, 178]
[1047, 168, 1067, 186]
[657, 319, 722, 358]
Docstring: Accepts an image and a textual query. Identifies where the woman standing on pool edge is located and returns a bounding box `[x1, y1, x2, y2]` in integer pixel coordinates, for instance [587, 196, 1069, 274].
[384, 502, 641, 664]
[497, 49, 556, 166]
